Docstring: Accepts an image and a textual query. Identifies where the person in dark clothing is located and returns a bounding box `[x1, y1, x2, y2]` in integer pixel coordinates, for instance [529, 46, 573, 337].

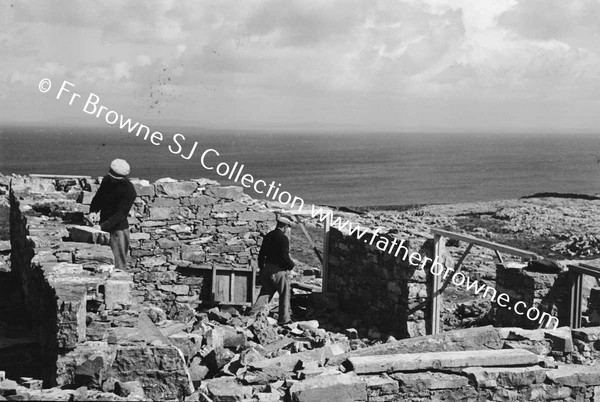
[89, 159, 137, 270]
[249, 216, 295, 324]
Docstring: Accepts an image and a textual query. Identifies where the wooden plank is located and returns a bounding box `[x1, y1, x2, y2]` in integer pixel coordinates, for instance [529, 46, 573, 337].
[568, 264, 600, 277]
[211, 264, 217, 302]
[230, 271, 235, 303]
[453, 243, 473, 272]
[181, 264, 253, 272]
[291, 281, 321, 293]
[215, 272, 230, 303]
[569, 271, 583, 329]
[294, 216, 323, 263]
[233, 272, 249, 304]
[430, 233, 442, 335]
[493, 250, 504, 264]
[431, 228, 539, 260]
[251, 265, 257, 304]
[576, 263, 600, 285]
[322, 219, 330, 293]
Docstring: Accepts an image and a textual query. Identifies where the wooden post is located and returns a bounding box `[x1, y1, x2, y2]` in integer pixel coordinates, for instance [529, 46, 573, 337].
[229, 271, 235, 303]
[293, 216, 323, 264]
[211, 265, 217, 302]
[569, 270, 583, 329]
[430, 233, 443, 335]
[322, 219, 330, 293]
[251, 265, 257, 304]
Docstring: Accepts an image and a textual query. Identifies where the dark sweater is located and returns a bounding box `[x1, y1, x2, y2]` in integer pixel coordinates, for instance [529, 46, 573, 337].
[90, 175, 137, 232]
[258, 228, 295, 270]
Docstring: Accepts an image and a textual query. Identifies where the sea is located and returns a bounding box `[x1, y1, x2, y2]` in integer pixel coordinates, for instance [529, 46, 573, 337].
[1, 125, 599, 207]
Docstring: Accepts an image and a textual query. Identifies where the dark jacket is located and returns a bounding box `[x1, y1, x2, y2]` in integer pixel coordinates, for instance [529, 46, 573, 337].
[90, 175, 137, 232]
[258, 228, 295, 270]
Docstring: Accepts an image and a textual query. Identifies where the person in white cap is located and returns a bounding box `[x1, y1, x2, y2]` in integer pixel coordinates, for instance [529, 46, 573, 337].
[88, 159, 137, 270]
[249, 216, 295, 325]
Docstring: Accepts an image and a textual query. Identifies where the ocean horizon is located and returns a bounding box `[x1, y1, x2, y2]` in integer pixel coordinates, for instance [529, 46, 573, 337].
[1, 125, 599, 207]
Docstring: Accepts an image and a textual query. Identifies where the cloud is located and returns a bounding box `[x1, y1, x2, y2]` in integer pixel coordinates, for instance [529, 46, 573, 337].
[499, 0, 600, 44]
[2, 0, 600, 130]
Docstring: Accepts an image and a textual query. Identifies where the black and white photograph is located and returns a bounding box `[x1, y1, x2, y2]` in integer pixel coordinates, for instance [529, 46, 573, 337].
[1, 1, 600, 400]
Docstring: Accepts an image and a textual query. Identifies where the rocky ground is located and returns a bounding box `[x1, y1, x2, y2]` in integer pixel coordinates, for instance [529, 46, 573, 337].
[288, 194, 600, 331]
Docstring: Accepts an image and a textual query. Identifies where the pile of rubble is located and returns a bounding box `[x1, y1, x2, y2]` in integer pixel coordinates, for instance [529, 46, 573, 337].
[176, 318, 600, 402]
[550, 234, 600, 257]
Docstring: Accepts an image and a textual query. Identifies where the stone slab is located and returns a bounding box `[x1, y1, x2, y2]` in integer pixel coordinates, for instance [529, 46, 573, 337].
[328, 325, 503, 366]
[205, 377, 253, 402]
[289, 373, 367, 402]
[392, 371, 468, 391]
[67, 225, 110, 245]
[462, 366, 547, 388]
[156, 181, 198, 198]
[346, 349, 539, 374]
[546, 364, 600, 386]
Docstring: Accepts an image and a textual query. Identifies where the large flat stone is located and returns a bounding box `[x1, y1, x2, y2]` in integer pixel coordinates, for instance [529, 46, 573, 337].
[105, 270, 133, 309]
[67, 225, 110, 245]
[289, 373, 367, 402]
[346, 349, 539, 375]
[156, 181, 198, 197]
[205, 377, 253, 402]
[546, 364, 600, 386]
[462, 366, 547, 388]
[238, 211, 276, 221]
[73, 246, 114, 266]
[392, 371, 468, 391]
[110, 345, 193, 400]
[131, 180, 155, 197]
[244, 346, 337, 384]
[328, 325, 503, 366]
[544, 326, 574, 353]
[497, 327, 547, 342]
[364, 374, 399, 396]
[206, 186, 245, 201]
[149, 207, 180, 220]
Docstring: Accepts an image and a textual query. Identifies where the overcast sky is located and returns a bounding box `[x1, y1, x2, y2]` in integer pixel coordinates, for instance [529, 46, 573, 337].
[2, 0, 600, 133]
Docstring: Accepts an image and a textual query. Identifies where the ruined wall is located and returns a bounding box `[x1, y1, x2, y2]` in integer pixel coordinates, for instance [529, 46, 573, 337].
[494, 264, 570, 329]
[326, 228, 432, 339]
[7, 176, 201, 398]
[104, 178, 279, 318]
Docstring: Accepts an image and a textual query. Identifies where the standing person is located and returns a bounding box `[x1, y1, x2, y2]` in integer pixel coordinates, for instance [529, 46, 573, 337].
[88, 159, 137, 270]
[249, 216, 295, 325]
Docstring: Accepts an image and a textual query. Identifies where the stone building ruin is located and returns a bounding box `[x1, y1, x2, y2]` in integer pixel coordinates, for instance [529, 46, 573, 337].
[1, 174, 600, 401]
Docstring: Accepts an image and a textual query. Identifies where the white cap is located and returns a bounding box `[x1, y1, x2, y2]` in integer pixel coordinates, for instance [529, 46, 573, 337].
[109, 159, 130, 178]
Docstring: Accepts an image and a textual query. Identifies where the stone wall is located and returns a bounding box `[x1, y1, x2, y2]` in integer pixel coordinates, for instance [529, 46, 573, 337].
[326, 228, 441, 339]
[494, 263, 570, 329]
[109, 178, 279, 318]
[8, 176, 194, 398]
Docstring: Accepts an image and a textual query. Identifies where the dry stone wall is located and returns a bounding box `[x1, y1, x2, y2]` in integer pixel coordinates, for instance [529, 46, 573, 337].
[8, 176, 193, 399]
[326, 228, 445, 339]
[109, 177, 279, 318]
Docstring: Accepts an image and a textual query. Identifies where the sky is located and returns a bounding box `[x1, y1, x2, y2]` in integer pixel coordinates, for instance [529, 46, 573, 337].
[1, 0, 600, 133]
